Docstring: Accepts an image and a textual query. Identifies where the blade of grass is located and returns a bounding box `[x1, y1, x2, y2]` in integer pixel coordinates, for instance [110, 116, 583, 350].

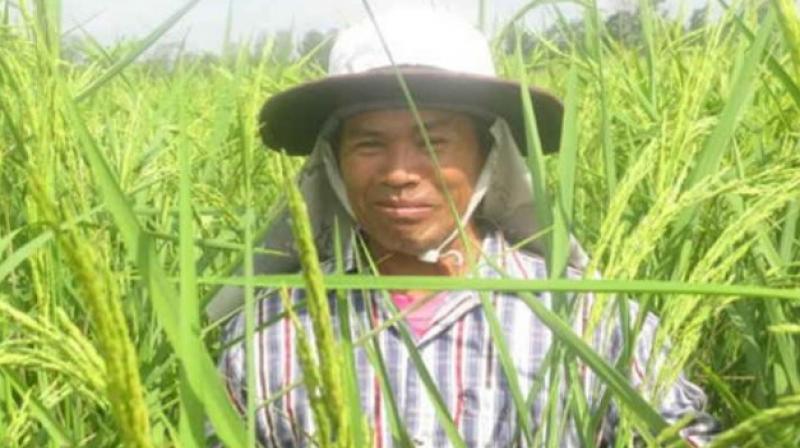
[477, 292, 535, 445]
[0, 229, 20, 256]
[332, 218, 369, 447]
[242, 100, 258, 448]
[74, 0, 200, 102]
[0, 231, 52, 284]
[176, 80, 204, 447]
[707, 395, 800, 448]
[222, 0, 234, 58]
[204, 275, 800, 302]
[552, 63, 580, 278]
[350, 240, 414, 446]
[718, 0, 800, 110]
[557, 64, 580, 232]
[1, 368, 76, 447]
[779, 200, 799, 266]
[74, 24, 137, 93]
[585, 0, 616, 197]
[491, 0, 587, 51]
[771, 0, 800, 76]
[565, 362, 591, 446]
[697, 363, 757, 421]
[516, 32, 553, 262]
[241, 228, 260, 447]
[638, 0, 658, 106]
[33, 0, 60, 60]
[358, 296, 414, 447]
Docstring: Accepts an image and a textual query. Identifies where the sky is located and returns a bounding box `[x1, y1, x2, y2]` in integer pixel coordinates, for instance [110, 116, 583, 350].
[60, 0, 715, 54]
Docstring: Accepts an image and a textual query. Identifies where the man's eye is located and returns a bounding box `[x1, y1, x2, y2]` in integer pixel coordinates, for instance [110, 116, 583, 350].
[417, 138, 448, 150]
[353, 140, 383, 150]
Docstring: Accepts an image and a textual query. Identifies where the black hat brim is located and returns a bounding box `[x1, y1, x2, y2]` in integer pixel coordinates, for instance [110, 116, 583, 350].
[259, 68, 564, 156]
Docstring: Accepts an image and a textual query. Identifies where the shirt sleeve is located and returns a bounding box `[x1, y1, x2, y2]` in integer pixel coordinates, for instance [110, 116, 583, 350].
[207, 312, 249, 446]
[599, 309, 721, 446]
[223, 312, 249, 413]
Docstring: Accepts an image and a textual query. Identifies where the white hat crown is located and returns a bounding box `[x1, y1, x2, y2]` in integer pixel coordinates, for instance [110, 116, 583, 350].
[328, 7, 497, 77]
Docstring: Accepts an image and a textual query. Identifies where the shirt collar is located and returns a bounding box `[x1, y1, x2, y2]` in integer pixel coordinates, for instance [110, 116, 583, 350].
[359, 229, 510, 346]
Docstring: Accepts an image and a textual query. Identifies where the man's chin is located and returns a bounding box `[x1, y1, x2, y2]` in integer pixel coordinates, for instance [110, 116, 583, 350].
[372, 235, 443, 258]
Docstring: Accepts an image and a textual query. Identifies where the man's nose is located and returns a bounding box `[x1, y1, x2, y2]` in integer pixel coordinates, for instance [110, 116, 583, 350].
[381, 141, 427, 188]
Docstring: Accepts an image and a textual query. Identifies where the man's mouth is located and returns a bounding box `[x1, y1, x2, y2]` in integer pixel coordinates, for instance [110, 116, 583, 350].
[373, 201, 434, 220]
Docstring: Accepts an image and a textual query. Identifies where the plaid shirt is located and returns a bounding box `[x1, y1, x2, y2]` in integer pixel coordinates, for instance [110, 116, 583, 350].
[220, 230, 718, 447]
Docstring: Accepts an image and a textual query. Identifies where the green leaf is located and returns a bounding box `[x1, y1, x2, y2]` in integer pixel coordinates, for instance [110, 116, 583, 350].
[74, 0, 200, 102]
[1, 368, 76, 447]
[203, 275, 800, 303]
[0, 231, 52, 285]
[175, 78, 204, 447]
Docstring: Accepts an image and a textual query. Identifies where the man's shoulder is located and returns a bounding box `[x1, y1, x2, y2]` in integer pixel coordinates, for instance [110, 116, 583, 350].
[500, 247, 548, 278]
[485, 232, 586, 280]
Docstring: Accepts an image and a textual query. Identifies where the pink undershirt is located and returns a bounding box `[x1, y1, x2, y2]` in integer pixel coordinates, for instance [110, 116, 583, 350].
[391, 292, 449, 338]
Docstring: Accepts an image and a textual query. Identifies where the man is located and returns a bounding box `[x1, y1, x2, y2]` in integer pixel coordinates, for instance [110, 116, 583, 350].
[214, 7, 718, 447]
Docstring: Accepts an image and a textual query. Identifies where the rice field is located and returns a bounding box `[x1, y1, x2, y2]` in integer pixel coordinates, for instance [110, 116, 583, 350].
[1, 0, 799, 446]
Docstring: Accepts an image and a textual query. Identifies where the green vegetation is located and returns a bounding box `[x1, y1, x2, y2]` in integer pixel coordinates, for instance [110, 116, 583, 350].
[1, 0, 798, 446]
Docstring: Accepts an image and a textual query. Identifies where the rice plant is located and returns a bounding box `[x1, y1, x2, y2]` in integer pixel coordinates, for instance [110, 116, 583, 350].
[0, 0, 798, 446]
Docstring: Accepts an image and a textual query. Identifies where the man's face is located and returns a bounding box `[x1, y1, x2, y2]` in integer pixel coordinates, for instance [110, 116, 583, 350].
[338, 108, 486, 256]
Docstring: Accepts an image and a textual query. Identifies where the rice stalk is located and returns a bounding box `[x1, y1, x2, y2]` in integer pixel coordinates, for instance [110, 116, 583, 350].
[768, 324, 800, 334]
[655, 170, 800, 391]
[2, 387, 38, 447]
[278, 286, 332, 445]
[279, 153, 347, 444]
[586, 173, 729, 334]
[27, 177, 152, 448]
[0, 297, 106, 397]
[0, 370, 76, 447]
[331, 218, 371, 447]
[707, 394, 800, 448]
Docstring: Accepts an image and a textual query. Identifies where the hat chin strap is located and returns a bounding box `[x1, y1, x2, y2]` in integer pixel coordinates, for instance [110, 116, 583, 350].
[322, 137, 497, 265]
[416, 148, 495, 264]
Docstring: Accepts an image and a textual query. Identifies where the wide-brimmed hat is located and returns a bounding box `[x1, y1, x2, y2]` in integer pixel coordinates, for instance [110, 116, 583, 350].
[258, 7, 563, 155]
